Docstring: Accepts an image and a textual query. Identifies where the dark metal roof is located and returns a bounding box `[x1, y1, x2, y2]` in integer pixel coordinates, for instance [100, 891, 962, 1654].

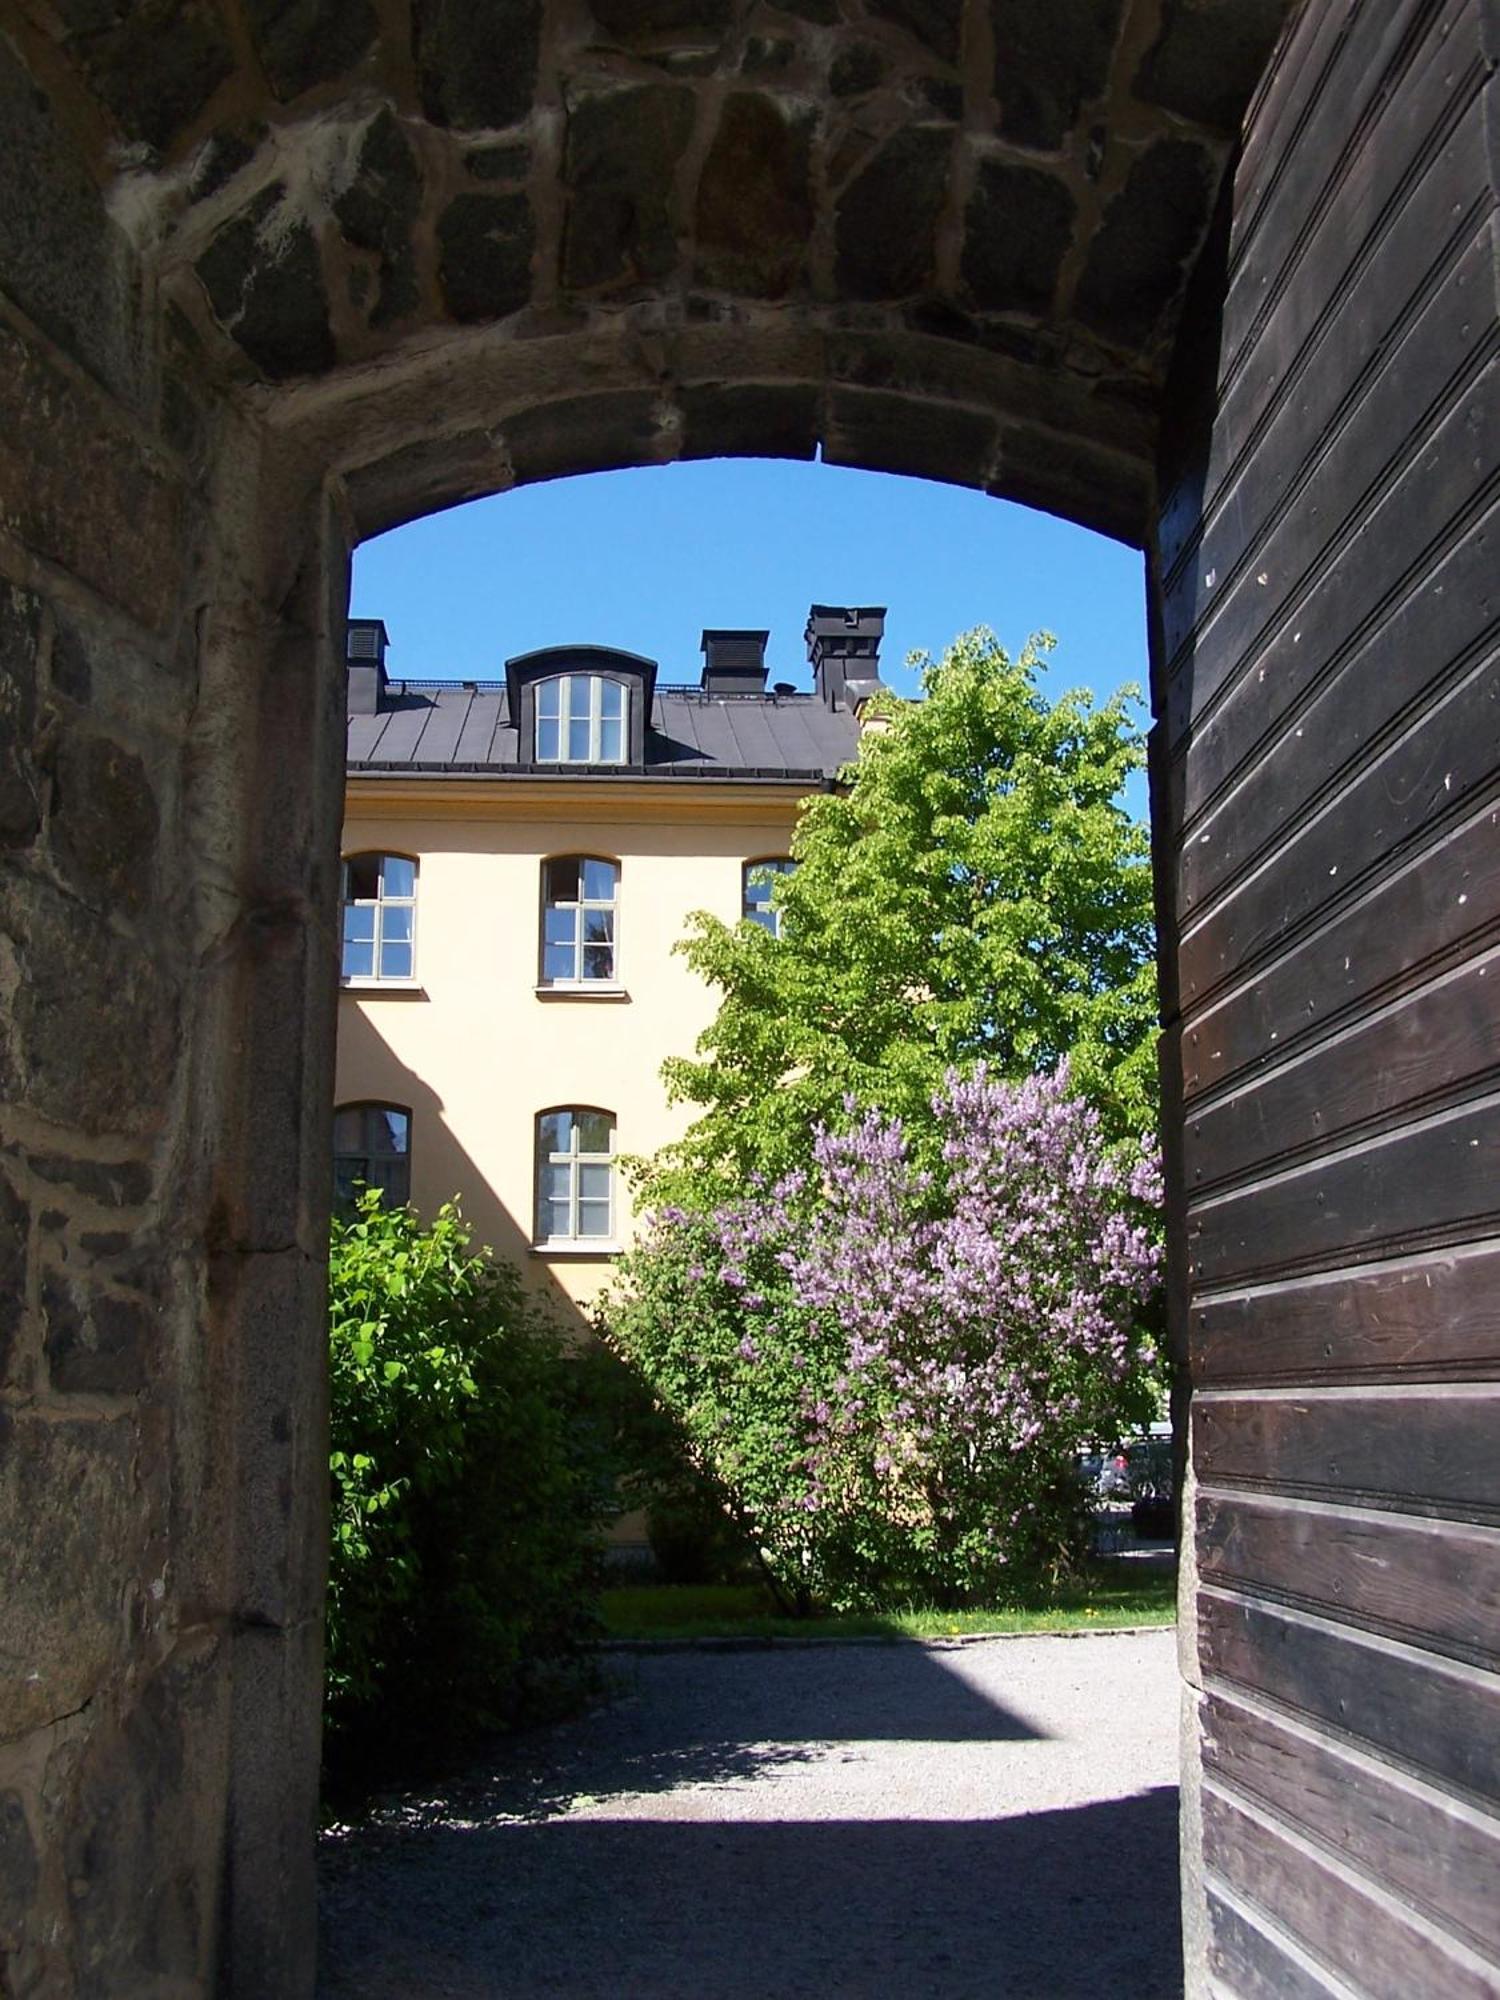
[346, 681, 861, 782]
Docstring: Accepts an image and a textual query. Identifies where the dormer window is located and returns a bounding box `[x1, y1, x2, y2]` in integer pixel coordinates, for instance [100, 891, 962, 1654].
[536, 675, 627, 764]
[507, 647, 654, 769]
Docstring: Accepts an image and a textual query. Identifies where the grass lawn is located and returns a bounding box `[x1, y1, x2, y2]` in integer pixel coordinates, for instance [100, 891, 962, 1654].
[599, 1562, 1176, 1643]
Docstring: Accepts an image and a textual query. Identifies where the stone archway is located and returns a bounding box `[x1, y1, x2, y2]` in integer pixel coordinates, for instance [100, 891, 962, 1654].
[1, 2, 1495, 1993]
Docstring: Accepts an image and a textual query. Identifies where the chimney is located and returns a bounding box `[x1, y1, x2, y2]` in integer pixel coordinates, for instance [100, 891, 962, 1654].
[805, 605, 885, 710]
[346, 618, 390, 714]
[700, 629, 769, 696]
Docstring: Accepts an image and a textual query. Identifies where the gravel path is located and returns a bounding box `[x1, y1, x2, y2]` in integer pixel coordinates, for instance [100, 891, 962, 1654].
[319, 1630, 1181, 1999]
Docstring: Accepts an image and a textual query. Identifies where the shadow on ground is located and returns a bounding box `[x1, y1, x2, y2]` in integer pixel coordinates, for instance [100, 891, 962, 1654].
[321, 1793, 1179, 1998]
[319, 1642, 1178, 1998]
[325, 1643, 1043, 1833]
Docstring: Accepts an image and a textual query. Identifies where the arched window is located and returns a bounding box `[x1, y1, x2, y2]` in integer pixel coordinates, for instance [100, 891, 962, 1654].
[541, 856, 619, 985]
[535, 674, 627, 764]
[535, 1109, 616, 1245]
[333, 1103, 411, 1210]
[743, 857, 795, 937]
[342, 853, 417, 982]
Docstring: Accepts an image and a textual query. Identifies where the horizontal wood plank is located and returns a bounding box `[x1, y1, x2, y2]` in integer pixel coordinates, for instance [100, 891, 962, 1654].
[1167, 14, 1486, 594]
[1197, 1490, 1500, 1659]
[1203, 1785, 1500, 1999]
[1199, 1590, 1500, 1806]
[1175, 486, 1497, 877]
[1190, 1241, 1500, 1385]
[1180, 799, 1500, 1101]
[1164, 278, 1497, 735]
[1183, 946, 1500, 1193]
[1194, 1389, 1500, 1517]
[1203, 1688, 1500, 1961]
[1178, 655, 1500, 1008]
[1205, 1886, 1351, 2000]
[1226, 0, 1454, 324]
[1188, 1094, 1500, 1286]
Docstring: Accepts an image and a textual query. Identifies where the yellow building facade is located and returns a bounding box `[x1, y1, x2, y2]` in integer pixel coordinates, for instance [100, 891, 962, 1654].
[334, 611, 884, 1338]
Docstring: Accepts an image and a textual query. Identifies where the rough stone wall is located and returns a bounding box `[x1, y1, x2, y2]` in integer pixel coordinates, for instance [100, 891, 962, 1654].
[0, 30, 346, 1991]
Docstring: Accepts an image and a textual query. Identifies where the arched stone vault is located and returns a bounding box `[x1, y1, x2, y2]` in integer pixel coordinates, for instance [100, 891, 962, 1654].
[11, 0, 1285, 540]
[2, 2, 1497, 1996]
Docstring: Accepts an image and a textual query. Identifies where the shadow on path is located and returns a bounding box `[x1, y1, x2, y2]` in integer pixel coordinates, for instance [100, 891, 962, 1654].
[320, 1641, 1178, 1998]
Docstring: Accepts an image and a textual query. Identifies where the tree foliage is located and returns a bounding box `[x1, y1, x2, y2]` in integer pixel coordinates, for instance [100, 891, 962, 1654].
[603, 1068, 1162, 1610]
[326, 1194, 608, 1766]
[654, 630, 1157, 1199]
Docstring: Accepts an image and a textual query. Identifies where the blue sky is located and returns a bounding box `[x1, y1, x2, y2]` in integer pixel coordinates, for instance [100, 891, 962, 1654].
[351, 456, 1152, 815]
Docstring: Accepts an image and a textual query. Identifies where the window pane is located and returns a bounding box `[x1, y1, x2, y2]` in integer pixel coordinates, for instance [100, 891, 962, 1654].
[333, 1108, 365, 1150]
[577, 1200, 611, 1237]
[566, 676, 591, 712]
[536, 716, 560, 761]
[543, 940, 576, 983]
[345, 854, 380, 900]
[382, 856, 415, 899]
[379, 939, 413, 980]
[333, 1160, 363, 1209]
[344, 905, 376, 944]
[597, 715, 623, 762]
[599, 679, 625, 719]
[537, 679, 562, 719]
[368, 1156, 409, 1201]
[578, 1163, 611, 1202]
[539, 1111, 571, 1153]
[542, 1162, 573, 1204]
[547, 857, 581, 902]
[381, 904, 413, 943]
[544, 905, 579, 947]
[542, 1197, 571, 1239]
[378, 1109, 410, 1153]
[581, 858, 616, 900]
[567, 716, 591, 761]
[343, 937, 375, 979]
[582, 908, 614, 945]
[575, 1112, 613, 1153]
[582, 943, 613, 981]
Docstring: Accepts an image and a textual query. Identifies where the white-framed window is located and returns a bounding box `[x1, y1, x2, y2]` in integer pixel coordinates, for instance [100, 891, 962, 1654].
[333, 1103, 411, 1210]
[743, 857, 795, 937]
[536, 1109, 615, 1244]
[342, 853, 417, 981]
[536, 674, 627, 764]
[541, 856, 618, 985]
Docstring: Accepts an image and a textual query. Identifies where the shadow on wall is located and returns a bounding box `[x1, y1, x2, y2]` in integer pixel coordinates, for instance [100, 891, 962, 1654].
[333, 999, 597, 1349]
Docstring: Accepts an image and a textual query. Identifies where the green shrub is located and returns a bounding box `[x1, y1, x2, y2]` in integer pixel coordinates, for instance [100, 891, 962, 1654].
[325, 1194, 608, 1767]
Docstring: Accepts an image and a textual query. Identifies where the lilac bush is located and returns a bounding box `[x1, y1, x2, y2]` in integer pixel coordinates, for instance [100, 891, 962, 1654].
[605, 1066, 1163, 1608]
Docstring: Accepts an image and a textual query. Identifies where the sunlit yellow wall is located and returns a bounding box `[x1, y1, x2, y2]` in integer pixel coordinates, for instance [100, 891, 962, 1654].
[334, 777, 808, 1341]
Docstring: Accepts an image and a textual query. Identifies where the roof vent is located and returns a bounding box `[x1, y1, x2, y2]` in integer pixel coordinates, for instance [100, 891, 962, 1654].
[346, 618, 390, 714]
[805, 604, 885, 710]
[701, 629, 770, 696]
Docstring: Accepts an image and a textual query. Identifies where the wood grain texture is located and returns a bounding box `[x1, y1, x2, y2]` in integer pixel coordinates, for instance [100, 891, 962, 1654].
[1187, 1092, 1500, 1287]
[1179, 795, 1500, 1103]
[1199, 1591, 1500, 1807]
[1204, 1887, 1351, 2000]
[1166, 24, 1488, 626]
[1203, 1689, 1500, 1962]
[1189, 1241, 1500, 1385]
[1197, 1490, 1500, 1659]
[1183, 946, 1500, 1194]
[1203, 1785, 1499, 2000]
[1194, 1389, 1500, 1517]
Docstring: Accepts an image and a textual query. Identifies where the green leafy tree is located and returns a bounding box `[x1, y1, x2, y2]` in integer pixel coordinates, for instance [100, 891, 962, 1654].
[326, 1194, 609, 1767]
[653, 630, 1157, 1200]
